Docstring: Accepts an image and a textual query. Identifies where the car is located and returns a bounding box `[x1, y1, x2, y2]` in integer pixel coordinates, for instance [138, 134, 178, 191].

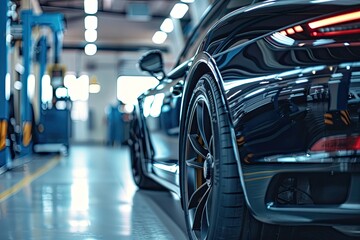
[128, 0, 360, 239]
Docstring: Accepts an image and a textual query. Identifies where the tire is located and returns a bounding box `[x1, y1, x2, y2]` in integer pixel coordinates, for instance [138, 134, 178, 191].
[180, 74, 259, 240]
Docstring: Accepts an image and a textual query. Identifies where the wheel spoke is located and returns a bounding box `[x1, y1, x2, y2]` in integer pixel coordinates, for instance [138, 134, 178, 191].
[201, 203, 209, 240]
[186, 157, 204, 169]
[196, 102, 209, 149]
[188, 134, 208, 159]
[188, 182, 208, 209]
[208, 136, 214, 154]
[192, 186, 210, 231]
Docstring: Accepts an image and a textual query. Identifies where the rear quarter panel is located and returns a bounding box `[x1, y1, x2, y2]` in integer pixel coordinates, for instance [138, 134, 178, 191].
[199, 0, 360, 163]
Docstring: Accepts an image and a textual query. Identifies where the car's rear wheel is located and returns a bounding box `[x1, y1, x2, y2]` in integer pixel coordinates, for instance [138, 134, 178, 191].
[180, 74, 284, 239]
[180, 74, 251, 239]
[130, 140, 143, 185]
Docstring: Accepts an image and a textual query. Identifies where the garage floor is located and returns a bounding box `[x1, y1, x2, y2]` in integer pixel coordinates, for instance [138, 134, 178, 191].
[0, 145, 187, 240]
[1, 145, 359, 240]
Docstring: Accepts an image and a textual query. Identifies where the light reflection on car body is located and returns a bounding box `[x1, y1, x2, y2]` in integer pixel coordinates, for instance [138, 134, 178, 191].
[129, 0, 360, 239]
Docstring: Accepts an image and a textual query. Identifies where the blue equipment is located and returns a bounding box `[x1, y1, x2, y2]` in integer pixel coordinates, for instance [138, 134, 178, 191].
[0, 0, 11, 170]
[20, 10, 66, 155]
[106, 103, 131, 146]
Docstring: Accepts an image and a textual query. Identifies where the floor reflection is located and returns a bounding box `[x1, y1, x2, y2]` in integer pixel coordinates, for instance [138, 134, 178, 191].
[0, 145, 186, 239]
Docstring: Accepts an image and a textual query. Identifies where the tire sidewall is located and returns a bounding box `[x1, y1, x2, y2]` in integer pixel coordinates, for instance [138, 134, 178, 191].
[180, 74, 240, 239]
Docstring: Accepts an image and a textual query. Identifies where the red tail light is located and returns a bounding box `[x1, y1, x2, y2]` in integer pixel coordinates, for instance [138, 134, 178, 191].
[308, 9, 360, 37]
[310, 135, 360, 152]
[308, 10, 360, 29]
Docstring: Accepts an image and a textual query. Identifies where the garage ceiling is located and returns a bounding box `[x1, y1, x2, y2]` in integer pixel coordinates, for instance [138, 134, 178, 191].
[36, 0, 189, 52]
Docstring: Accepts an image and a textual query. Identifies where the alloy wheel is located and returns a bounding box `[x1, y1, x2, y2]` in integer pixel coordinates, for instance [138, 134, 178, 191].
[184, 96, 215, 239]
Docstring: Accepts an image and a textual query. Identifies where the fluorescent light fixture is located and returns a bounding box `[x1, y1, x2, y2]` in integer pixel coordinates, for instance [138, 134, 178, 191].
[84, 43, 97, 55]
[89, 83, 101, 93]
[15, 63, 24, 74]
[84, 0, 98, 14]
[55, 87, 68, 99]
[181, 0, 194, 3]
[69, 75, 89, 101]
[160, 18, 174, 33]
[27, 74, 36, 100]
[41, 75, 53, 103]
[152, 31, 167, 44]
[84, 16, 98, 29]
[14, 81, 22, 90]
[6, 33, 12, 44]
[89, 77, 101, 93]
[5, 73, 10, 100]
[85, 29, 97, 42]
[64, 73, 76, 88]
[56, 101, 67, 110]
[170, 3, 189, 19]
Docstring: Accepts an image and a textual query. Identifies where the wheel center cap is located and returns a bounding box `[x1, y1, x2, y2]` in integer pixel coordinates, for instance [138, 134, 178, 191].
[204, 153, 213, 180]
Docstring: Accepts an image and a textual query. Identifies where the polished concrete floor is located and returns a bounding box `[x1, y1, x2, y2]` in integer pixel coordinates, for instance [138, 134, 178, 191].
[0, 145, 187, 240]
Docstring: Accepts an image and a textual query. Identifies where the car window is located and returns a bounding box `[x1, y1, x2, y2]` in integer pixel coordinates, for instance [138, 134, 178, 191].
[176, 0, 255, 65]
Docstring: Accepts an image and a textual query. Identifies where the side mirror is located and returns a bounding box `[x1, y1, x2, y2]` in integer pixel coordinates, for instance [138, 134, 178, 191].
[138, 50, 165, 80]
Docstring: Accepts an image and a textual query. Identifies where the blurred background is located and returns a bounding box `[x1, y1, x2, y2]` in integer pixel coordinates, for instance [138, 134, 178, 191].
[7, 0, 213, 147]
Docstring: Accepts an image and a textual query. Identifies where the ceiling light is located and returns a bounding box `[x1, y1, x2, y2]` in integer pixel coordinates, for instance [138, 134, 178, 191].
[152, 31, 167, 44]
[41, 75, 53, 103]
[27, 74, 36, 100]
[14, 81, 22, 90]
[89, 84, 101, 93]
[84, 43, 97, 55]
[64, 73, 76, 88]
[170, 3, 189, 19]
[84, 0, 98, 14]
[55, 87, 68, 99]
[160, 18, 174, 33]
[181, 0, 194, 3]
[84, 16, 98, 29]
[85, 29, 97, 42]
[68, 75, 89, 101]
[5, 73, 10, 100]
[15, 63, 24, 74]
[89, 76, 101, 93]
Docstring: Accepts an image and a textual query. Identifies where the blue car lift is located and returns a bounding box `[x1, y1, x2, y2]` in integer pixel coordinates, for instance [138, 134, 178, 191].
[20, 10, 68, 154]
[0, 0, 11, 170]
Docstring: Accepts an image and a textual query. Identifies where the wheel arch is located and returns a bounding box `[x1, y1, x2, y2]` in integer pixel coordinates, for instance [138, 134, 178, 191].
[179, 51, 250, 209]
[180, 52, 229, 132]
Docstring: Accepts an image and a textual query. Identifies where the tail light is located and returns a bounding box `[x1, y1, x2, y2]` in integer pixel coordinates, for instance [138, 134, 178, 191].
[310, 135, 360, 152]
[308, 9, 360, 37]
[276, 9, 360, 40]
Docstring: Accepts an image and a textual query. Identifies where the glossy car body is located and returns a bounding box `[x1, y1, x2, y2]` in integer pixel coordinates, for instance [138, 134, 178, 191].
[130, 0, 360, 238]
